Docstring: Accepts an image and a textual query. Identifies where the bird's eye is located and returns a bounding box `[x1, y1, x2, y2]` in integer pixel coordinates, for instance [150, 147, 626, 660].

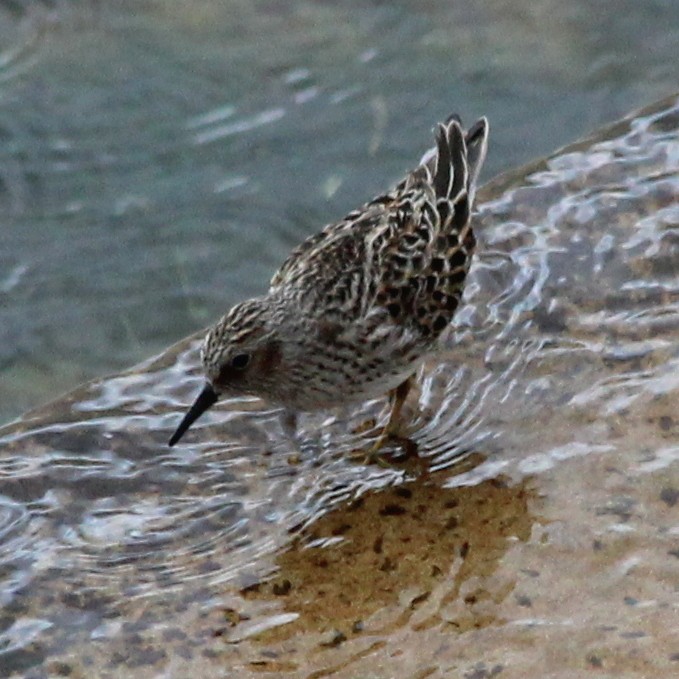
[230, 353, 250, 370]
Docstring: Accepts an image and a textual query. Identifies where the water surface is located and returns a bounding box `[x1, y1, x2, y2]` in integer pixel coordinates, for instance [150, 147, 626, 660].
[1, 0, 679, 423]
[0, 93, 677, 677]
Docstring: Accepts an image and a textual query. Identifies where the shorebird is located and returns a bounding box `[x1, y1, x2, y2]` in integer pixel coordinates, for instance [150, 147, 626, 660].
[169, 114, 489, 452]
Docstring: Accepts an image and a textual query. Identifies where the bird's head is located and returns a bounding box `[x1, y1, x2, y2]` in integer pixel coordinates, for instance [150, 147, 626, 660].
[168, 297, 283, 446]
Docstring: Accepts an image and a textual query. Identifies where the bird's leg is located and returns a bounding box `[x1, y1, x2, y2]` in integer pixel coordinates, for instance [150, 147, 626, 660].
[281, 409, 299, 440]
[279, 409, 306, 465]
[348, 376, 420, 466]
[371, 375, 414, 453]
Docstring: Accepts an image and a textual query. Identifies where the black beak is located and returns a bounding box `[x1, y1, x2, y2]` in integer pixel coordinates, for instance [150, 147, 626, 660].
[168, 382, 219, 447]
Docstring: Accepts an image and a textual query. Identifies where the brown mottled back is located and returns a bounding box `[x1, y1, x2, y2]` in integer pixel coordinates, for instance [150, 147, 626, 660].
[271, 116, 489, 342]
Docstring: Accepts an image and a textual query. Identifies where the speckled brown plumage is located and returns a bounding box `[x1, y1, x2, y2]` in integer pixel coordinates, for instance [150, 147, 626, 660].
[169, 114, 489, 449]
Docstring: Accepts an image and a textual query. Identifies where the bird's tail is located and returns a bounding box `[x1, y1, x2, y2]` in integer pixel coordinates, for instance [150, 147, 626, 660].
[420, 114, 489, 207]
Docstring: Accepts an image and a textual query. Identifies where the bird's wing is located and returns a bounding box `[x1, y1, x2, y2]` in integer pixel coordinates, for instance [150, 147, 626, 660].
[270, 116, 489, 335]
[371, 117, 489, 338]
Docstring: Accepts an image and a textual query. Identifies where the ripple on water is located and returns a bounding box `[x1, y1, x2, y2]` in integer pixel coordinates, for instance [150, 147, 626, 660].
[0, 95, 677, 675]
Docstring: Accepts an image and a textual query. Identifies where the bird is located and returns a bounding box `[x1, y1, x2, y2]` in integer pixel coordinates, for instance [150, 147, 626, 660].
[168, 113, 489, 452]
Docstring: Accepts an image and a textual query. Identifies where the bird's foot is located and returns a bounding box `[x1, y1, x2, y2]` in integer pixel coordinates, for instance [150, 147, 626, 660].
[348, 423, 419, 468]
[349, 376, 421, 467]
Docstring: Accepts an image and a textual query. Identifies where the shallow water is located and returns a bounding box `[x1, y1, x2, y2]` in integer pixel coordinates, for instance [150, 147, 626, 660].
[1, 0, 679, 424]
[0, 92, 677, 677]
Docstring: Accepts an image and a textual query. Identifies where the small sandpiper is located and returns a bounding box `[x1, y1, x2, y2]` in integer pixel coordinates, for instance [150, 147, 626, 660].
[169, 113, 489, 450]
